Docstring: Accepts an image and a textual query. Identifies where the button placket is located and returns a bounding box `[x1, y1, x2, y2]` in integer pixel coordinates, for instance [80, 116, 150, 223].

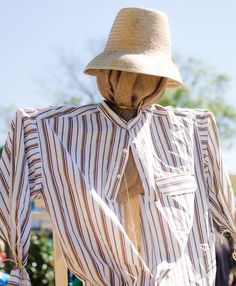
[105, 141, 131, 203]
[116, 147, 129, 180]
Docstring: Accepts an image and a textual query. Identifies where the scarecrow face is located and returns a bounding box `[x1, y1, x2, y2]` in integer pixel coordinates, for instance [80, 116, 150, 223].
[96, 69, 167, 109]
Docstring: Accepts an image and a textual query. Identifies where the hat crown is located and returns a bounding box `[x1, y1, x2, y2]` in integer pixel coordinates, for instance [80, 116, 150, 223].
[83, 6, 183, 88]
[104, 7, 172, 57]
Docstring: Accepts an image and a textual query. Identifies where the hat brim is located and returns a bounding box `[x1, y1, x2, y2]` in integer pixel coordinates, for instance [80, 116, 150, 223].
[83, 51, 183, 88]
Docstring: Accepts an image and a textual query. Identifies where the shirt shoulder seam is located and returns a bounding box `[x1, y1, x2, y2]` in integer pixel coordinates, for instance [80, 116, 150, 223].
[17, 103, 99, 120]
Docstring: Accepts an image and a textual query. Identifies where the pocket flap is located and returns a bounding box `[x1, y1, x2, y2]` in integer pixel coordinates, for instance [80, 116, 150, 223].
[155, 173, 197, 195]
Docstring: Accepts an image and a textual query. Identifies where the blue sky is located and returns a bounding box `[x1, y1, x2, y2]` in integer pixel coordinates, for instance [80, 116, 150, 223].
[0, 0, 236, 172]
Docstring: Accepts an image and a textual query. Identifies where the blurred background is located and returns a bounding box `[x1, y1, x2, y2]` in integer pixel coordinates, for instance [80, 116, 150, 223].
[0, 1, 236, 285]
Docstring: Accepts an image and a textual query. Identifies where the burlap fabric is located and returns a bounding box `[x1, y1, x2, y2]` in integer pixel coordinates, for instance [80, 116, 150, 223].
[96, 69, 167, 108]
[96, 69, 167, 254]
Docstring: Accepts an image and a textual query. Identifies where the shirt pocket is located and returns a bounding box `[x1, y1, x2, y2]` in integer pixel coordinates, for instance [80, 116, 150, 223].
[154, 173, 197, 233]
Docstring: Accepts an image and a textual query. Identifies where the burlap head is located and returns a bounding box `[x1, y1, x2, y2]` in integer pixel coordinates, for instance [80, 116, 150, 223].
[96, 69, 168, 109]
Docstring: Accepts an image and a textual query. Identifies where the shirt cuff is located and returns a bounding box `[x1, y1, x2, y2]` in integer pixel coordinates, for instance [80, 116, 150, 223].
[7, 266, 31, 286]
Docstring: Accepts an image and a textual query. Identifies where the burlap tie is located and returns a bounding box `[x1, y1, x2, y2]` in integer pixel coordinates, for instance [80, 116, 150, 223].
[96, 70, 167, 255]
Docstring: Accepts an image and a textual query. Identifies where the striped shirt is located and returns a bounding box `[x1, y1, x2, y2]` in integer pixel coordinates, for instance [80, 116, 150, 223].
[0, 100, 235, 286]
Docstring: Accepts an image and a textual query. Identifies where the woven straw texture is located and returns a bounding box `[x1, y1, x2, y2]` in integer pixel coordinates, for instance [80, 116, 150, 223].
[83, 7, 183, 88]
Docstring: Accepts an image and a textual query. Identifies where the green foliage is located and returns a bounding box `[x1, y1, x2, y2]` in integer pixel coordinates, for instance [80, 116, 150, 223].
[0, 146, 2, 157]
[233, 184, 236, 195]
[26, 231, 55, 286]
[159, 55, 236, 147]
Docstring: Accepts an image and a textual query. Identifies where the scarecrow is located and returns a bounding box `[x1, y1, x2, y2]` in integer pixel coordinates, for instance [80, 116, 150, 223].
[0, 6, 235, 286]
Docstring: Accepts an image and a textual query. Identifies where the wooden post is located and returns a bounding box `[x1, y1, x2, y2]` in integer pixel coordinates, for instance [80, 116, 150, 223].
[53, 227, 68, 286]
[32, 199, 68, 286]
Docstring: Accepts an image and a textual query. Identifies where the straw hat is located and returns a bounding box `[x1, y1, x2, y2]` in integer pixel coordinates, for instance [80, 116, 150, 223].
[83, 7, 183, 88]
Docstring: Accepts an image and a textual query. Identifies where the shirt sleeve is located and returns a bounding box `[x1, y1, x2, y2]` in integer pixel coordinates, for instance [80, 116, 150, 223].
[206, 110, 236, 259]
[0, 107, 42, 286]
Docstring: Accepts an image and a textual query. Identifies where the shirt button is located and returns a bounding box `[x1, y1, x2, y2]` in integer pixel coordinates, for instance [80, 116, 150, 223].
[122, 148, 129, 154]
[117, 174, 122, 179]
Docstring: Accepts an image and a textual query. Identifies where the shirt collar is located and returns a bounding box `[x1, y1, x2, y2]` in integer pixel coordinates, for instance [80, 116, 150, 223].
[97, 100, 153, 129]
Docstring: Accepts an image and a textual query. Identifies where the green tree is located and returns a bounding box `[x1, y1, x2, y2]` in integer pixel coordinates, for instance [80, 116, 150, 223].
[160, 55, 236, 147]
[26, 231, 54, 286]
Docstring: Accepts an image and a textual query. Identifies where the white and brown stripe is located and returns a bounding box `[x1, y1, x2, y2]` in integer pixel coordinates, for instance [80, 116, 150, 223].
[0, 100, 235, 285]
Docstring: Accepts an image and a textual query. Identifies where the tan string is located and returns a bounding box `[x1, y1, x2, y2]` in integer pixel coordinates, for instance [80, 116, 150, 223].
[0, 242, 29, 283]
[137, 99, 144, 114]
[219, 229, 236, 261]
[106, 103, 139, 110]
[107, 99, 144, 111]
